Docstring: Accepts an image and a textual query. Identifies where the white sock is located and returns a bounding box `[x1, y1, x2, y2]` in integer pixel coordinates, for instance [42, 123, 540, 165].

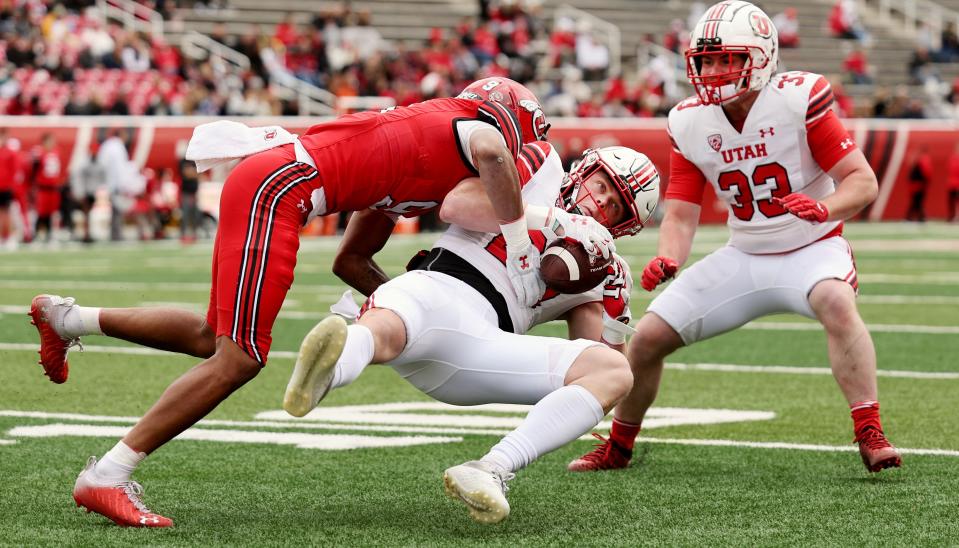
[61, 306, 102, 338]
[93, 441, 146, 485]
[330, 324, 375, 389]
[481, 384, 605, 473]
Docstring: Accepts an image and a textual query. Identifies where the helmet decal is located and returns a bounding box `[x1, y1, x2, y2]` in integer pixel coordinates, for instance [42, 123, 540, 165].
[458, 77, 550, 143]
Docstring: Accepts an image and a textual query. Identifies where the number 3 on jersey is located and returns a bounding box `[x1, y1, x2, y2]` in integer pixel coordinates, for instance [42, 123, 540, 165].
[717, 161, 792, 221]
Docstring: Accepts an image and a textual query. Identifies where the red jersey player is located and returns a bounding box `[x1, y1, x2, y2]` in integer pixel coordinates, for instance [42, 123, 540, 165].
[28, 79, 613, 528]
[569, 1, 901, 474]
[0, 128, 16, 248]
[32, 133, 65, 243]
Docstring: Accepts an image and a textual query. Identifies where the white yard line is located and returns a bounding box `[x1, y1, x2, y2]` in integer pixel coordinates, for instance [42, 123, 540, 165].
[0, 280, 349, 293]
[636, 436, 959, 458]
[857, 295, 959, 305]
[1, 343, 954, 380]
[0, 342, 296, 360]
[1, 410, 957, 458]
[667, 362, 959, 379]
[0, 305, 329, 321]
[743, 321, 959, 334]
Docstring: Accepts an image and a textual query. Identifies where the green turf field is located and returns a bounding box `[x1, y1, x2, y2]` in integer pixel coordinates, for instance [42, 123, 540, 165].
[1, 222, 957, 546]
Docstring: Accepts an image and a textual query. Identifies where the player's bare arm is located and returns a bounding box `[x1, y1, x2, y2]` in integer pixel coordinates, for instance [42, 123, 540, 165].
[821, 150, 879, 220]
[564, 302, 625, 354]
[640, 198, 700, 291]
[439, 177, 500, 232]
[656, 198, 701, 267]
[469, 128, 524, 224]
[332, 209, 396, 296]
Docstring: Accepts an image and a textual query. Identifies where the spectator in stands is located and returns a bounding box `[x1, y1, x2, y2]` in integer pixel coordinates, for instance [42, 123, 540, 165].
[773, 8, 800, 48]
[152, 36, 182, 76]
[575, 20, 609, 81]
[906, 146, 932, 222]
[341, 9, 384, 63]
[842, 45, 872, 85]
[209, 22, 231, 47]
[940, 23, 959, 62]
[829, 0, 868, 44]
[909, 48, 939, 86]
[914, 22, 935, 53]
[121, 35, 151, 72]
[273, 13, 299, 48]
[948, 143, 959, 222]
[662, 19, 686, 54]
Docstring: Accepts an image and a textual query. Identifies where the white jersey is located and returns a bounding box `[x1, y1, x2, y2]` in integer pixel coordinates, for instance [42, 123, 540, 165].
[668, 71, 843, 254]
[433, 143, 603, 334]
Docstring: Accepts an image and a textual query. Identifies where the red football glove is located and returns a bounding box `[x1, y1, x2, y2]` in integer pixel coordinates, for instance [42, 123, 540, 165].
[640, 256, 679, 291]
[774, 193, 829, 223]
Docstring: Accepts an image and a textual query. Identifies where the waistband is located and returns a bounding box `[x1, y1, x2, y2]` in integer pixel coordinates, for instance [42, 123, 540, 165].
[411, 247, 514, 333]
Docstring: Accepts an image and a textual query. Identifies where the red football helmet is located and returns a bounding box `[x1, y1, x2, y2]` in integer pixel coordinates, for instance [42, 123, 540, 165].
[457, 77, 550, 144]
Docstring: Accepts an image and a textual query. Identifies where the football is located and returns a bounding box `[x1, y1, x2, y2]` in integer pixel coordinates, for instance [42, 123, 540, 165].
[540, 238, 611, 294]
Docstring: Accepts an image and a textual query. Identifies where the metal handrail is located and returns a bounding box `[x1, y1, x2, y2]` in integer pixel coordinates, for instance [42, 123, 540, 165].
[555, 4, 621, 78]
[180, 31, 250, 70]
[95, 0, 163, 36]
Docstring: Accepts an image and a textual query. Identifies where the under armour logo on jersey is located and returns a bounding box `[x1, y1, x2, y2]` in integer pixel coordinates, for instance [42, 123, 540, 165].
[139, 516, 160, 525]
[297, 199, 308, 213]
[759, 127, 775, 138]
[520, 255, 529, 269]
[264, 130, 277, 141]
[840, 138, 854, 150]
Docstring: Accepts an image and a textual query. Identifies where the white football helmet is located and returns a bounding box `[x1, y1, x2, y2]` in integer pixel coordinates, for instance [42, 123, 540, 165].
[686, 1, 778, 105]
[559, 146, 660, 238]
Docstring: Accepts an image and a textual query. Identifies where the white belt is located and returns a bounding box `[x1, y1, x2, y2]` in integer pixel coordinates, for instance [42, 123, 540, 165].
[293, 138, 317, 170]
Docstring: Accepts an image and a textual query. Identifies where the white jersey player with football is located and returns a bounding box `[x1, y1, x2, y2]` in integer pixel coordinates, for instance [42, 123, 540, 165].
[570, 0, 901, 474]
[283, 143, 661, 524]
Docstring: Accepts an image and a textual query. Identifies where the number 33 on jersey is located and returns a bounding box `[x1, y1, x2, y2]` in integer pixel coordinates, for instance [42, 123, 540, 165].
[666, 71, 857, 254]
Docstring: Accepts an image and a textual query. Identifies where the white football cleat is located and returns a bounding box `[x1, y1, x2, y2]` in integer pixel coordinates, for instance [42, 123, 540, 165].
[283, 315, 348, 417]
[443, 461, 514, 524]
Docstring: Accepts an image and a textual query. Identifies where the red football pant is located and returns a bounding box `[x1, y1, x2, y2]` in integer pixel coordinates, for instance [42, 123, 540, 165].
[206, 145, 319, 364]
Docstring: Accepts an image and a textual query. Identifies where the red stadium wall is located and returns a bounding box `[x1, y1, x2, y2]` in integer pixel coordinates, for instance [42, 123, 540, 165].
[1, 116, 956, 223]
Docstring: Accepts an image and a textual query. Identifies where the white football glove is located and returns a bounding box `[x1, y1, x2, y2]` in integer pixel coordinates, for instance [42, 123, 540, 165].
[505, 240, 545, 307]
[601, 254, 634, 345]
[546, 208, 615, 259]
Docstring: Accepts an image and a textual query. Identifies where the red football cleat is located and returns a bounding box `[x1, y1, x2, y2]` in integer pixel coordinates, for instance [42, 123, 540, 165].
[567, 433, 633, 472]
[73, 457, 173, 528]
[28, 294, 80, 384]
[855, 428, 902, 473]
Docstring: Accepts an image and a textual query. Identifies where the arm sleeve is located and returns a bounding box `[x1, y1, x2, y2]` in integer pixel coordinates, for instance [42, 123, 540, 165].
[664, 148, 708, 204]
[807, 109, 856, 173]
[515, 141, 553, 187]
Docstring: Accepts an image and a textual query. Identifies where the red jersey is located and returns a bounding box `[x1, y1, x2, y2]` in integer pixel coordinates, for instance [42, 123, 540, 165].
[0, 145, 15, 192]
[35, 150, 65, 190]
[298, 97, 524, 218]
